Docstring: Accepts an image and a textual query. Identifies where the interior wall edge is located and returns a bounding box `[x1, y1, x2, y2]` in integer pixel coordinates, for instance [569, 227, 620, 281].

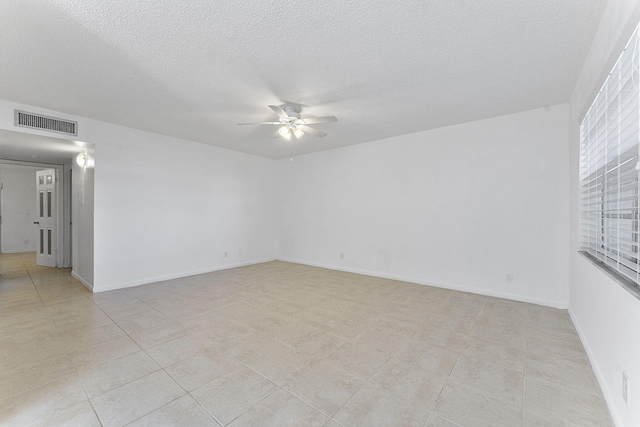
[91, 257, 277, 293]
[567, 305, 623, 427]
[72, 270, 93, 292]
[277, 257, 568, 309]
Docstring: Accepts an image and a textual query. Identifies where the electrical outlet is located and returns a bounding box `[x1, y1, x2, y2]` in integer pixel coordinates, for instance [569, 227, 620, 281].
[505, 273, 514, 283]
[224, 251, 228, 258]
[24, 239, 29, 245]
[623, 371, 629, 405]
[340, 252, 344, 260]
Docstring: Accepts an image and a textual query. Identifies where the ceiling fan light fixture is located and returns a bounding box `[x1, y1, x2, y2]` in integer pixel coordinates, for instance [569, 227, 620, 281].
[239, 105, 337, 141]
[279, 126, 292, 141]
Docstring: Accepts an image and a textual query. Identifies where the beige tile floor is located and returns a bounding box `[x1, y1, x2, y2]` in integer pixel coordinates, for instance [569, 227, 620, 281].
[0, 252, 613, 427]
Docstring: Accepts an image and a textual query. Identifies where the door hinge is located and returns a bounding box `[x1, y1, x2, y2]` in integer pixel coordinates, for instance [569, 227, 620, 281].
[0, 182, 3, 189]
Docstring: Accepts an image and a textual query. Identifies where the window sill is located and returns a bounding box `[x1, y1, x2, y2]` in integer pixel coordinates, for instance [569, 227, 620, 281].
[579, 251, 640, 301]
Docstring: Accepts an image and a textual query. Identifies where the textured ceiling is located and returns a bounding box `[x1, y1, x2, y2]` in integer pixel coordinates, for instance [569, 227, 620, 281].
[0, 0, 606, 159]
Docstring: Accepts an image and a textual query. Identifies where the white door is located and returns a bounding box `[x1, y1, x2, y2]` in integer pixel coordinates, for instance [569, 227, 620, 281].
[35, 169, 56, 267]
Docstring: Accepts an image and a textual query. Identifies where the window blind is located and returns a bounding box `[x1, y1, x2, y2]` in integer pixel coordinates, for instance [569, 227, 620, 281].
[580, 25, 640, 286]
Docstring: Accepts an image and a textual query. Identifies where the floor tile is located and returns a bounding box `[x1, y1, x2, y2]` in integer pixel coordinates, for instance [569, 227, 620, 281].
[104, 301, 157, 321]
[352, 327, 409, 355]
[525, 334, 589, 363]
[0, 308, 51, 338]
[77, 351, 161, 398]
[427, 311, 477, 335]
[523, 409, 579, 427]
[285, 360, 364, 416]
[394, 340, 460, 375]
[449, 354, 524, 404]
[324, 342, 389, 380]
[89, 290, 143, 312]
[91, 370, 185, 427]
[51, 310, 116, 335]
[191, 365, 278, 425]
[216, 331, 280, 361]
[525, 322, 581, 348]
[197, 319, 255, 348]
[470, 323, 525, 351]
[433, 381, 523, 427]
[69, 335, 141, 369]
[411, 324, 469, 353]
[0, 327, 66, 373]
[461, 336, 524, 371]
[24, 401, 101, 427]
[114, 311, 174, 335]
[0, 353, 75, 400]
[0, 376, 88, 427]
[526, 351, 600, 395]
[0, 257, 613, 427]
[243, 343, 317, 386]
[286, 330, 347, 359]
[227, 389, 328, 427]
[319, 318, 369, 339]
[144, 332, 213, 367]
[425, 413, 462, 426]
[129, 321, 188, 349]
[333, 383, 429, 427]
[165, 347, 241, 391]
[524, 377, 612, 427]
[370, 357, 447, 406]
[58, 323, 126, 353]
[127, 395, 219, 426]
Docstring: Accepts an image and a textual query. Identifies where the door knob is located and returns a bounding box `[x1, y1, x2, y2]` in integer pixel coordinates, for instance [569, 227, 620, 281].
[33, 221, 39, 224]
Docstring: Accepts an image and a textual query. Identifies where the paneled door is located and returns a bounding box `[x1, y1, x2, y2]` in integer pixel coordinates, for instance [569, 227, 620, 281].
[35, 169, 56, 267]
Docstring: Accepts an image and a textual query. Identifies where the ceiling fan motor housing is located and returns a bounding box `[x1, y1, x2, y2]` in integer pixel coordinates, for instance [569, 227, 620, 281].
[282, 105, 301, 119]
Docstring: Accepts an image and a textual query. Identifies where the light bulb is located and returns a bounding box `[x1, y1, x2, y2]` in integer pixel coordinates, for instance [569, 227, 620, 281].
[76, 152, 87, 167]
[293, 127, 304, 139]
[278, 126, 291, 141]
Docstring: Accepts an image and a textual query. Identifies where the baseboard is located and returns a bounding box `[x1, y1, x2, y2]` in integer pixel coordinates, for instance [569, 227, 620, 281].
[277, 257, 567, 309]
[1, 249, 36, 254]
[91, 257, 277, 293]
[568, 306, 622, 427]
[72, 270, 94, 292]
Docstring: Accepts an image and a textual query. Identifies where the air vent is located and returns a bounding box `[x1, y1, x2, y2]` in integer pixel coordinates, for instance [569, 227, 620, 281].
[14, 110, 77, 136]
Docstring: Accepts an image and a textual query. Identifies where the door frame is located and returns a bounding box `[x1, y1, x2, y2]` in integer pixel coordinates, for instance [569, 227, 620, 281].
[0, 159, 67, 267]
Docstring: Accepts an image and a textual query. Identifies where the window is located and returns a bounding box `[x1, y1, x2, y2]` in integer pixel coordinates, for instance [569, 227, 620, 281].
[580, 25, 640, 288]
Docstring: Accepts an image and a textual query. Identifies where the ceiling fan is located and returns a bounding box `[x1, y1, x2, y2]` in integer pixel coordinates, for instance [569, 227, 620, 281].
[238, 105, 337, 141]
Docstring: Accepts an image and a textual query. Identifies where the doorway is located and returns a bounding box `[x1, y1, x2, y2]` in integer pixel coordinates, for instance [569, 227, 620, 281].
[0, 128, 94, 290]
[0, 162, 66, 269]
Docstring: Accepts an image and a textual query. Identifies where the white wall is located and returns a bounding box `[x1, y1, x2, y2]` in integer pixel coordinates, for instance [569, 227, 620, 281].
[0, 99, 278, 292]
[93, 129, 277, 291]
[72, 150, 94, 288]
[278, 105, 570, 307]
[568, 1, 640, 426]
[0, 164, 41, 253]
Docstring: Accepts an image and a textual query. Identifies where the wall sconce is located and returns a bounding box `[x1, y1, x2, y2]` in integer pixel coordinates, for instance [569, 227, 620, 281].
[76, 152, 87, 168]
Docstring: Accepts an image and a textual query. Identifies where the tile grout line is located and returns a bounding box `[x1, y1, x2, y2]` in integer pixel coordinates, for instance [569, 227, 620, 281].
[26, 259, 105, 426]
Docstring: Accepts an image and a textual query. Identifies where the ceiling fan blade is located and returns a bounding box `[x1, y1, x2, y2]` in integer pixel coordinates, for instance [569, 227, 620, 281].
[301, 116, 338, 124]
[298, 125, 327, 138]
[237, 122, 281, 125]
[269, 105, 290, 118]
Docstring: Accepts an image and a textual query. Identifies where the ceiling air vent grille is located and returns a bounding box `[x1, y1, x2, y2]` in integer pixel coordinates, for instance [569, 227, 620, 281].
[14, 110, 78, 136]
